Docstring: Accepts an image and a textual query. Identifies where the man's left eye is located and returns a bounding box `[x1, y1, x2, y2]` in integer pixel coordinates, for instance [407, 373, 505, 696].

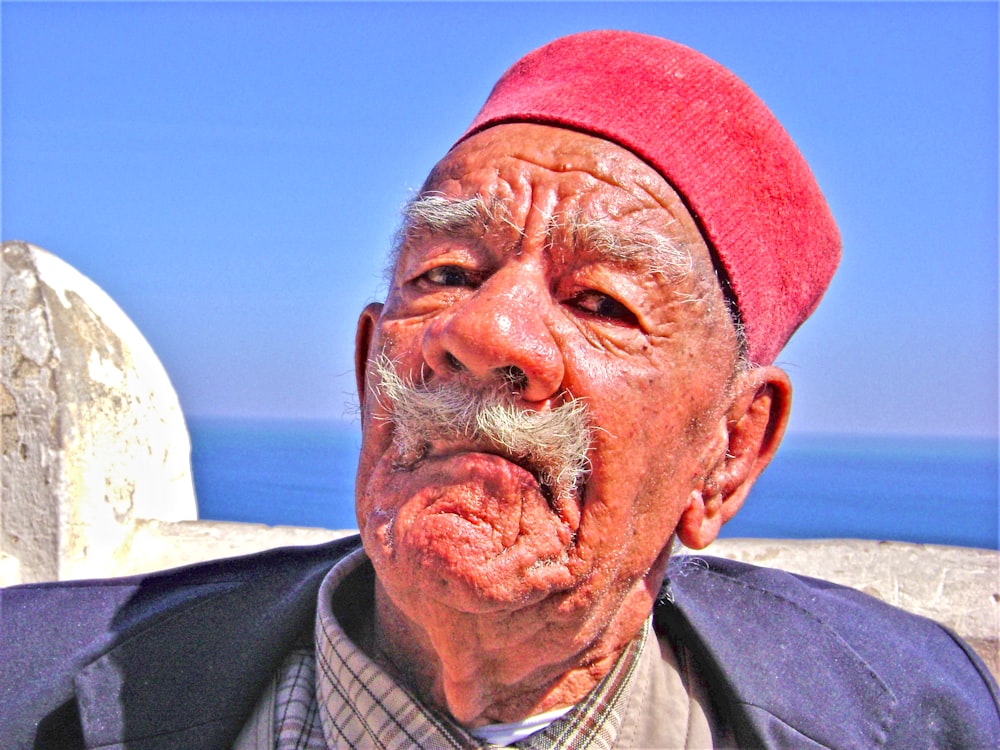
[421, 266, 471, 287]
[571, 291, 638, 325]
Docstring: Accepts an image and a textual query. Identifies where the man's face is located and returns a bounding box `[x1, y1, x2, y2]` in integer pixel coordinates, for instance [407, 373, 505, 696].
[354, 123, 741, 652]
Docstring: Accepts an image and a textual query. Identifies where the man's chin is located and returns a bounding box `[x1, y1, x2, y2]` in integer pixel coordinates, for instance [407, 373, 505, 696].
[366, 520, 576, 616]
[358, 452, 580, 614]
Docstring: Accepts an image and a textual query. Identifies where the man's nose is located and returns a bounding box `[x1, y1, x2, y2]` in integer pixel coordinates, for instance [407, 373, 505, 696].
[422, 279, 565, 403]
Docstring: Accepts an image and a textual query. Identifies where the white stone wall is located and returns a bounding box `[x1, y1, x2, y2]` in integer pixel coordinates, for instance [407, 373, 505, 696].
[2, 241, 197, 583]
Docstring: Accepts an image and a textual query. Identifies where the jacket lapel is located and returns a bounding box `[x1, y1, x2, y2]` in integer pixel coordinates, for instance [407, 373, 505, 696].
[657, 557, 897, 749]
[72, 537, 360, 749]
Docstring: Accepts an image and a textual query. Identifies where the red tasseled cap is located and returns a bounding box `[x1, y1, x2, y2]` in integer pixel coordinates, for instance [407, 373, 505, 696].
[460, 30, 840, 365]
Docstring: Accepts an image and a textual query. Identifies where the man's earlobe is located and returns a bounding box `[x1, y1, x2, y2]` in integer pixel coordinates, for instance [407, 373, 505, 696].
[676, 366, 792, 549]
[355, 303, 384, 411]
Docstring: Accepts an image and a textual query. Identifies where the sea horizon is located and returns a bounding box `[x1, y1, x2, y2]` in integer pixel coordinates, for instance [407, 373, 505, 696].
[187, 417, 999, 551]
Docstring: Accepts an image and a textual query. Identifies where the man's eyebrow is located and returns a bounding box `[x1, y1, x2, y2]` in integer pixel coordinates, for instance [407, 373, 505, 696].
[388, 194, 514, 278]
[394, 195, 691, 278]
[565, 216, 692, 278]
[399, 194, 495, 236]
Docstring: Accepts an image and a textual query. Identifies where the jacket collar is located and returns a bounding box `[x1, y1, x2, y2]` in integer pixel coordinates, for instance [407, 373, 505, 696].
[657, 556, 896, 749]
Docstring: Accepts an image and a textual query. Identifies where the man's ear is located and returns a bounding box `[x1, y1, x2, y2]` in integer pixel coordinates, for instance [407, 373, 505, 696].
[675, 366, 792, 550]
[355, 302, 384, 412]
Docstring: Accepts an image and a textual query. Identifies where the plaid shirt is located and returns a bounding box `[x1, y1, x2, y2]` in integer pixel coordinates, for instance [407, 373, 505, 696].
[244, 547, 725, 749]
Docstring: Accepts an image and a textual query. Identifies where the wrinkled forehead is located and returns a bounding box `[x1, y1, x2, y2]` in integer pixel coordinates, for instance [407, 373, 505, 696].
[387, 125, 725, 294]
[414, 123, 706, 247]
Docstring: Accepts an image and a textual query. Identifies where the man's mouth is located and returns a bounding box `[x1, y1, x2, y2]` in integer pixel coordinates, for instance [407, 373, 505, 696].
[372, 354, 592, 506]
[393, 440, 562, 506]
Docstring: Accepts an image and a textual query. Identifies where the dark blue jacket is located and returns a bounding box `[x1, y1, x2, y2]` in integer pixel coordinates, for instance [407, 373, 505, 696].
[2, 537, 997, 749]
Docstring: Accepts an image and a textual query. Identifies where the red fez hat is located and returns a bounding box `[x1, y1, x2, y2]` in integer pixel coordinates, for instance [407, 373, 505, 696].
[461, 30, 840, 365]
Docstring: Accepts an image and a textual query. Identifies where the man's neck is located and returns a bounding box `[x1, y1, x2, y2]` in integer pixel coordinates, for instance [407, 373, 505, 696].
[367, 577, 658, 728]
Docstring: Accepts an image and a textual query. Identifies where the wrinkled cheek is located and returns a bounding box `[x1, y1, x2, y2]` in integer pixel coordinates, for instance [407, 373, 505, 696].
[355, 449, 404, 540]
[573, 425, 684, 583]
[354, 418, 397, 527]
[354, 325, 418, 524]
[367, 319, 426, 374]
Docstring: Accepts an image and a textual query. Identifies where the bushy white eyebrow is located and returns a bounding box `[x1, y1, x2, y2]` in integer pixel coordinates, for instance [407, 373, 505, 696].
[401, 194, 493, 235]
[391, 193, 691, 278]
[386, 194, 502, 276]
[565, 217, 692, 278]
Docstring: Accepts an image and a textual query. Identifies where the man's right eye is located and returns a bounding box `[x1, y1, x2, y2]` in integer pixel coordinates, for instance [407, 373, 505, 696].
[419, 266, 471, 287]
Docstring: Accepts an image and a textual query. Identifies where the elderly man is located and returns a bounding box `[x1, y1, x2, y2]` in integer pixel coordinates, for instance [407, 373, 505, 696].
[3, 31, 998, 750]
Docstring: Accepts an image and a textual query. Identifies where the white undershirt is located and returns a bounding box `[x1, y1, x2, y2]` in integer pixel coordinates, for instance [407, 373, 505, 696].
[468, 705, 575, 746]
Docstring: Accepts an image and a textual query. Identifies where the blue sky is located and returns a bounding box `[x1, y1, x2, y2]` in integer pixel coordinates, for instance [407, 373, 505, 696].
[3, 2, 997, 436]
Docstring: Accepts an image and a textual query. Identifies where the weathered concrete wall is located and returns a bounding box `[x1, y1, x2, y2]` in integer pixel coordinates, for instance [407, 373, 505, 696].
[1, 241, 197, 583]
[122, 518, 349, 575]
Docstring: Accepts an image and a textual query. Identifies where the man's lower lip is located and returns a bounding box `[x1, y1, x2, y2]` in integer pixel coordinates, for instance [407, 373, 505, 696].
[434, 450, 566, 508]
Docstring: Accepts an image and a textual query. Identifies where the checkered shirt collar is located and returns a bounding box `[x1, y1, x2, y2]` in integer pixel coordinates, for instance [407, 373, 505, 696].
[311, 547, 649, 749]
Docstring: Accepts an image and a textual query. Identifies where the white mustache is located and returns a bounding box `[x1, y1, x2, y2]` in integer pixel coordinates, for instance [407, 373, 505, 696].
[372, 355, 591, 502]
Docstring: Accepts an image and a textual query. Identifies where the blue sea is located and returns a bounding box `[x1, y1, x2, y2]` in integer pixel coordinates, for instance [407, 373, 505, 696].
[188, 419, 999, 550]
